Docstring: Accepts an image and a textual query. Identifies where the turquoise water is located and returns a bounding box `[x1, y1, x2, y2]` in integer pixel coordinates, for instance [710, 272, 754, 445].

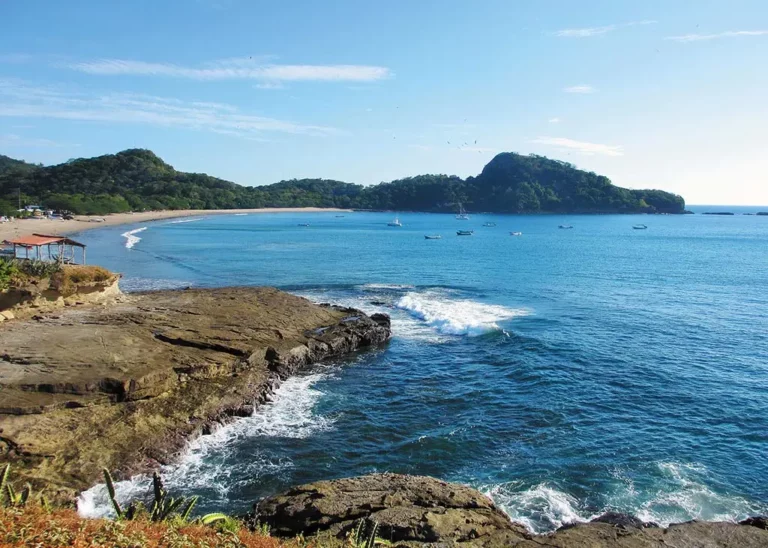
[77, 211, 768, 532]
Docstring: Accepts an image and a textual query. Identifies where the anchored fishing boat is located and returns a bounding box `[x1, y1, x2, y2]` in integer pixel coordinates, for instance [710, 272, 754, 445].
[387, 216, 402, 227]
[424, 235, 442, 240]
[456, 230, 474, 236]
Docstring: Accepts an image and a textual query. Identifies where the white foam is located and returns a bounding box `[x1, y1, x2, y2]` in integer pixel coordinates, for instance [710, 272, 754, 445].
[396, 292, 528, 336]
[78, 371, 333, 518]
[485, 482, 586, 532]
[234, 213, 248, 216]
[168, 217, 205, 224]
[121, 227, 147, 249]
[121, 278, 193, 292]
[485, 462, 768, 534]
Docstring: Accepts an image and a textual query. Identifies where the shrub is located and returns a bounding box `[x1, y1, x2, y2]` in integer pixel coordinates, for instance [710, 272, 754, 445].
[50, 265, 114, 296]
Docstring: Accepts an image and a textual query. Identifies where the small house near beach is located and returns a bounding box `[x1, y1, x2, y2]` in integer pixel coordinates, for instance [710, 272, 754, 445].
[2, 234, 86, 264]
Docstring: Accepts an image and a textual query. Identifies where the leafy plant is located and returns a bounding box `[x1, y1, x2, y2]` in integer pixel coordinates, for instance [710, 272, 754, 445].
[102, 468, 236, 528]
[0, 464, 39, 509]
[348, 519, 390, 548]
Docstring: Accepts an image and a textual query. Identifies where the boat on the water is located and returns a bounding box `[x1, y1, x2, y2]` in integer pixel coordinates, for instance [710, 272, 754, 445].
[559, 225, 574, 229]
[483, 222, 497, 227]
[633, 224, 648, 230]
[510, 231, 523, 236]
[298, 223, 311, 226]
[387, 216, 402, 227]
[424, 235, 442, 240]
[456, 230, 474, 236]
[456, 203, 470, 220]
[335, 215, 345, 218]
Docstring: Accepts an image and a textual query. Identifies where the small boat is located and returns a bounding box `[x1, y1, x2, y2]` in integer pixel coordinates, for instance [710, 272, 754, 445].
[483, 222, 497, 227]
[633, 224, 648, 230]
[558, 225, 574, 229]
[455, 203, 470, 220]
[456, 230, 474, 236]
[335, 215, 345, 218]
[298, 223, 311, 227]
[424, 235, 442, 240]
[387, 216, 402, 227]
[510, 231, 522, 236]
[234, 213, 248, 216]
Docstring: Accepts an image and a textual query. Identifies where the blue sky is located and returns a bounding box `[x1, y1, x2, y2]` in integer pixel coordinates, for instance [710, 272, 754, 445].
[1, 0, 767, 205]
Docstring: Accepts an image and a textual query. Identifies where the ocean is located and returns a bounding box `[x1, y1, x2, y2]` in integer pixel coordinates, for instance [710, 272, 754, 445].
[77, 210, 768, 533]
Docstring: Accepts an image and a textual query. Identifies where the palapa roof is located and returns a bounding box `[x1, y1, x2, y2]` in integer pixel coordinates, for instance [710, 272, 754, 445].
[4, 233, 86, 248]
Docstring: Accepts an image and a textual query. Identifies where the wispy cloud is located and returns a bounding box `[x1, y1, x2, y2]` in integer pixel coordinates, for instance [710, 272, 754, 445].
[563, 85, 595, 94]
[65, 57, 392, 83]
[554, 20, 656, 38]
[0, 79, 337, 139]
[254, 82, 286, 90]
[666, 30, 768, 42]
[548, 117, 561, 124]
[0, 133, 79, 148]
[531, 136, 624, 157]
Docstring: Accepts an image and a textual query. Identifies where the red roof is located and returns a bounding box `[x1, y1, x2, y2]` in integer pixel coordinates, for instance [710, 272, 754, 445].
[5, 234, 85, 247]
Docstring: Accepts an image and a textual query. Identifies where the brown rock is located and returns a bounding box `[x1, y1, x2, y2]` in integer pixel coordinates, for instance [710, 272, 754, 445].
[0, 287, 390, 502]
[254, 473, 530, 547]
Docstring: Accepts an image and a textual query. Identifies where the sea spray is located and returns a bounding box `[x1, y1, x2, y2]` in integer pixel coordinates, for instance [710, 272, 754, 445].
[121, 227, 147, 249]
[78, 370, 334, 518]
[396, 292, 528, 336]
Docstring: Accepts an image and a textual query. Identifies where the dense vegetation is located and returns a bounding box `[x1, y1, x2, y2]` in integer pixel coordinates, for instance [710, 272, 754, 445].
[0, 149, 685, 216]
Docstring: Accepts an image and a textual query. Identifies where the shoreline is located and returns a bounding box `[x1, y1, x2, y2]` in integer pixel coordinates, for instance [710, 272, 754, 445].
[0, 207, 350, 241]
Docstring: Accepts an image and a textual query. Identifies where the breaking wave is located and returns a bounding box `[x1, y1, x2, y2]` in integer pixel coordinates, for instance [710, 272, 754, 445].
[121, 227, 147, 249]
[396, 292, 528, 336]
[484, 462, 768, 534]
[78, 371, 334, 518]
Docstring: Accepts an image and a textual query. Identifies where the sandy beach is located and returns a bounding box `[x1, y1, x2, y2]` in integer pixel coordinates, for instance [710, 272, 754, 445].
[0, 207, 349, 241]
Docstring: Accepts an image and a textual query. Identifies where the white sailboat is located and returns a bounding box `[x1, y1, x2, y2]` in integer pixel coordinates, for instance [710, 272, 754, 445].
[455, 203, 469, 220]
[387, 215, 402, 227]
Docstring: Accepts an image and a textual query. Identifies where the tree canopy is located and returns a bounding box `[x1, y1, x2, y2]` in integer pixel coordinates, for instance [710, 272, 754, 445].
[0, 149, 686, 216]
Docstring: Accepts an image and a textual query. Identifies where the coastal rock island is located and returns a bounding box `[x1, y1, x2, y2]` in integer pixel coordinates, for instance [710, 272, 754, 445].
[0, 286, 391, 500]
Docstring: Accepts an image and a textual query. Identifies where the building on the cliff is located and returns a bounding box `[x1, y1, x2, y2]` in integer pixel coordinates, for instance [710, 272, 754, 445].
[3, 233, 86, 264]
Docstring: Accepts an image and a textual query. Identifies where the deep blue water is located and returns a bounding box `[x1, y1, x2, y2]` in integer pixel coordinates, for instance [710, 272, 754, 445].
[78, 211, 768, 532]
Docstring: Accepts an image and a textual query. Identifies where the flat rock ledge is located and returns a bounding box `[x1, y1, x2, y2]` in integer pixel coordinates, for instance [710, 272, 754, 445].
[254, 473, 768, 547]
[0, 287, 390, 502]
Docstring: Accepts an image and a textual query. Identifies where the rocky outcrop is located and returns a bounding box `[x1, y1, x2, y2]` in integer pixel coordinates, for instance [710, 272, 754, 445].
[0, 287, 390, 502]
[254, 474, 768, 547]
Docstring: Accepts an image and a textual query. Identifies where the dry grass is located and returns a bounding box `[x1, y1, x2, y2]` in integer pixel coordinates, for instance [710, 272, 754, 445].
[50, 265, 115, 296]
[0, 506, 295, 548]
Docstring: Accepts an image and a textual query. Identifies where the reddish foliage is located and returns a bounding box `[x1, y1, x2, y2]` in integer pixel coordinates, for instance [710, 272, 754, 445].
[0, 506, 287, 548]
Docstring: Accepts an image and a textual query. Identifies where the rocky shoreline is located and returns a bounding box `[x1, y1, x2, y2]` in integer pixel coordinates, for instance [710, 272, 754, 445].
[0, 286, 390, 502]
[252, 473, 768, 547]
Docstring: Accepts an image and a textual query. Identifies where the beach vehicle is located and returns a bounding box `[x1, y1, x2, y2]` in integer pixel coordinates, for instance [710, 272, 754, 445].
[559, 225, 573, 229]
[387, 216, 402, 227]
[424, 235, 442, 240]
[456, 230, 474, 236]
[510, 231, 523, 236]
[633, 224, 648, 230]
[455, 203, 470, 220]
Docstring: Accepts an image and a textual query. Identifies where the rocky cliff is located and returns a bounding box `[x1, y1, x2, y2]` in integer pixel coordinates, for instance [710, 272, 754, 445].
[0, 287, 391, 501]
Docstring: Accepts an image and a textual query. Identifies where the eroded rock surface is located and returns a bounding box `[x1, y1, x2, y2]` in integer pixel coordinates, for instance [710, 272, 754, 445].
[0, 287, 390, 501]
[254, 474, 768, 547]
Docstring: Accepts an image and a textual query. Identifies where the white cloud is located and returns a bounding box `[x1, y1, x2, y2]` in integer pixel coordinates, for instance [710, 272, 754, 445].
[531, 136, 624, 157]
[563, 85, 595, 94]
[0, 53, 33, 64]
[0, 79, 337, 138]
[548, 117, 561, 123]
[554, 20, 656, 38]
[666, 30, 768, 42]
[0, 133, 79, 148]
[255, 82, 285, 90]
[408, 144, 434, 151]
[65, 58, 392, 83]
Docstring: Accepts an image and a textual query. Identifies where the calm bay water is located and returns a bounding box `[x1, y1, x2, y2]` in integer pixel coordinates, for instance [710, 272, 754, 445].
[78, 211, 768, 532]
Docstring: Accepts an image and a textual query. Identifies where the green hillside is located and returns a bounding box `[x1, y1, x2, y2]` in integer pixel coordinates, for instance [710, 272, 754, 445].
[0, 148, 685, 216]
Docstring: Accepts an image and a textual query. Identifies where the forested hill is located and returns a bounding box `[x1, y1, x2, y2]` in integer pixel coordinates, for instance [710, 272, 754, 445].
[0, 148, 685, 215]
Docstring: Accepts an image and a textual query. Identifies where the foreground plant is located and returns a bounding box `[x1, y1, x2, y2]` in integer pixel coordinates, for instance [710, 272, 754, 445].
[103, 468, 234, 528]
